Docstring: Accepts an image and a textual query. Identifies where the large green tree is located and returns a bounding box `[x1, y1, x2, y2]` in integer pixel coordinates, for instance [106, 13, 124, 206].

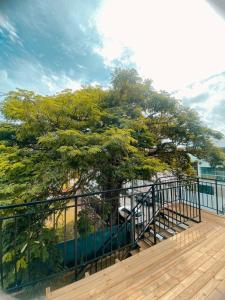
[0, 69, 224, 204]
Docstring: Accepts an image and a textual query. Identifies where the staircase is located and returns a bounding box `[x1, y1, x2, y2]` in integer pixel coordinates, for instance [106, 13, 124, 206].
[134, 176, 201, 252]
[135, 207, 192, 252]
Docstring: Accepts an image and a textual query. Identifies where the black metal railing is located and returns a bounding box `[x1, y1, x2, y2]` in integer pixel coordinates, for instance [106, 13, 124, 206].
[0, 178, 201, 292]
[195, 177, 225, 215]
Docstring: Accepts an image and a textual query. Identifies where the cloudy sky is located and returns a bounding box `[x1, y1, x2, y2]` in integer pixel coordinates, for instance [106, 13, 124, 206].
[0, 0, 225, 136]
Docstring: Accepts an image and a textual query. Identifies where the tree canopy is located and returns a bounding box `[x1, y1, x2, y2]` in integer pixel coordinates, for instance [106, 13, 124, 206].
[0, 68, 224, 204]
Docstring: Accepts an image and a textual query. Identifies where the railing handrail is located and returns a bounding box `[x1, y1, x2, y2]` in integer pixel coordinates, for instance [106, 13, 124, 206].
[0, 177, 182, 210]
[2, 176, 225, 211]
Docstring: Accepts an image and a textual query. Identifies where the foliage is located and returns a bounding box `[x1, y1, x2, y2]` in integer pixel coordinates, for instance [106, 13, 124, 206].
[1, 71, 224, 202]
[77, 209, 94, 237]
[1, 209, 61, 289]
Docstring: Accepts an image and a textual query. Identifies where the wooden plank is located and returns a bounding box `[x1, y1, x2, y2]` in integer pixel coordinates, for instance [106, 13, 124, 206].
[207, 289, 224, 300]
[53, 227, 224, 300]
[115, 230, 225, 300]
[47, 211, 225, 300]
[50, 226, 218, 299]
[190, 266, 225, 299]
[156, 242, 225, 299]
[172, 257, 225, 300]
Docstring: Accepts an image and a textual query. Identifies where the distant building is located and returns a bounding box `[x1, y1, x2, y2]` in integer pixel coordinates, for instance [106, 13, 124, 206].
[191, 140, 225, 181]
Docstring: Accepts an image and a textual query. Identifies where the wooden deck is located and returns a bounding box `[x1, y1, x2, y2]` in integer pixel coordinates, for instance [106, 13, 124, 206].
[46, 211, 225, 300]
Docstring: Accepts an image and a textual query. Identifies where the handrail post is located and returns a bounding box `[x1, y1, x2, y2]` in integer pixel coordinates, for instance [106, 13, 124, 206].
[197, 178, 201, 222]
[215, 179, 219, 215]
[74, 197, 78, 280]
[152, 184, 157, 245]
[131, 180, 135, 247]
[0, 220, 3, 290]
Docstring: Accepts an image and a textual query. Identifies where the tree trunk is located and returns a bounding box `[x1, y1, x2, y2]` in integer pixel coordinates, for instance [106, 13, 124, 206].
[103, 179, 123, 225]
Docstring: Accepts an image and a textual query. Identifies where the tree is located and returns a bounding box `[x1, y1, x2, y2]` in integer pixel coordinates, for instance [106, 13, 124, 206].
[0, 69, 224, 203]
[77, 209, 94, 237]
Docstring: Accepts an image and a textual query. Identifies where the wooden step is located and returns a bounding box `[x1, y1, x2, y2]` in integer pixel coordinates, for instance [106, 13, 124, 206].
[161, 211, 189, 227]
[130, 248, 140, 256]
[162, 207, 189, 224]
[143, 232, 155, 245]
[137, 239, 151, 251]
[155, 220, 176, 235]
[154, 225, 173, 240]
[160, 212, 189, 231]
[149, 227, 164, 241]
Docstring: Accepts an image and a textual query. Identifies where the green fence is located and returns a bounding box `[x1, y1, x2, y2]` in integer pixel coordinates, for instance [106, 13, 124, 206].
[57, 224, 132, 267]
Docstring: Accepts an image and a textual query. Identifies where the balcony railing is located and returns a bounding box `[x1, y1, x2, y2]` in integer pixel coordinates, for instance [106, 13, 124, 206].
[197, 177, 225, 215]
[0, 178, 201, 292]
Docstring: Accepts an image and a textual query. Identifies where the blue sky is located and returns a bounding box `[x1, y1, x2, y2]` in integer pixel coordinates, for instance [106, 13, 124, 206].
[0, 0, 225, 136]
[0, 0, 113, 94]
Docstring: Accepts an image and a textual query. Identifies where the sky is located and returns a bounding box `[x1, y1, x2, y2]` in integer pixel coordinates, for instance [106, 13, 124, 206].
[0, 0, 225, 137]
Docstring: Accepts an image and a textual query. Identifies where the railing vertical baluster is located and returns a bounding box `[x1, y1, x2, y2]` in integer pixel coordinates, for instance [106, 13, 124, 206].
[131, 183, 135, 247]
[191, 181, 194, 218]
[175, 183, 178, 224]
[94, 209, 96, 261]
[142, 193, 144, 234]
[14, 216, 17, 287]
[170, 184, 174, 222]
[215, 179, 219, 215]
[182, 183, 185, 221]
[63, 208, 66, 268]
[117, 195, 121, 252]
[210, 182, 214, 210]
[192, 181, 196, 218]
[0, 219, 3, 289]
[195, 180, 198, 218]
[197, 178, 201, 222]
[158, 189, 161, 234]
[147, 189, 151, 231]
[27, 214, 31, 282]
[159, 181, 162, 230]
[41, 209, 44, 272]
[152, 185, 157, 245]
[85, 200, 88, 264]
[101, 196, 104, 270]
[206, 182, 209, 208]
[162, 184, 166, 229]
[74, 197, 78, 280]
[110, 202, 112, 265]
[166, 185, 169, 227]
[188, 182, 191, 220]
[53, 209, 56, 231]
[221, 184, 224, 215]
[186, 182, 189, 221]
[178, 182, 182, 223]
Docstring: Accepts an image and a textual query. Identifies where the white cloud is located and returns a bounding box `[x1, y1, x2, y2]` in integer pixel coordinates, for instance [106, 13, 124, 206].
[95, 0, 225, 136]
[59, 75, 82, 91]
[96, 0, 225, 91]
[0, 58, 88, 95]
[173, 73, 225, 134]
[0, 13, 22, 45]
